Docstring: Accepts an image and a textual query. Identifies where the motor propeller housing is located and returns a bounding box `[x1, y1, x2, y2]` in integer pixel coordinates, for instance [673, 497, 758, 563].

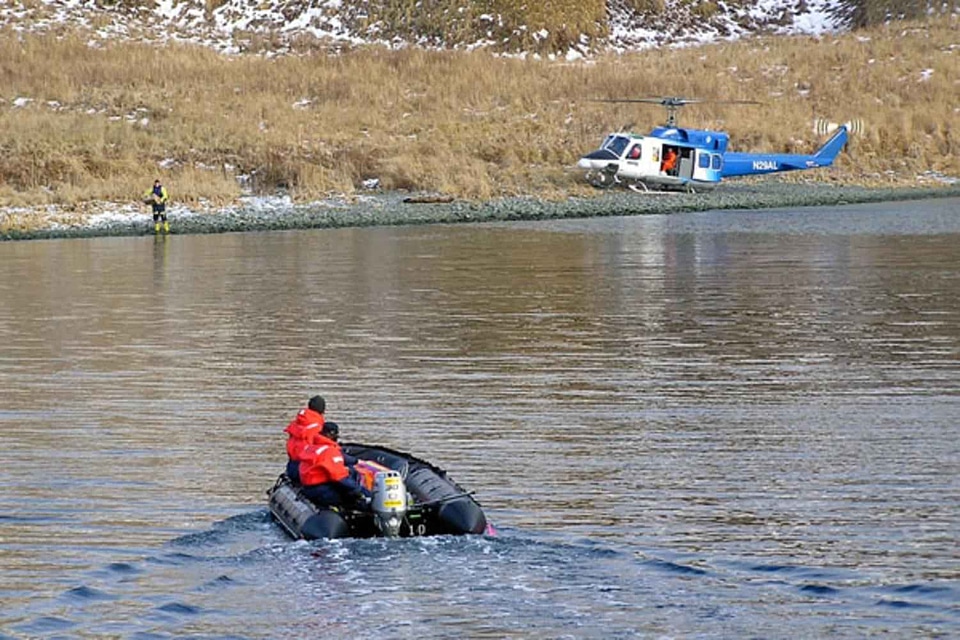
[371, 470, 408, 537]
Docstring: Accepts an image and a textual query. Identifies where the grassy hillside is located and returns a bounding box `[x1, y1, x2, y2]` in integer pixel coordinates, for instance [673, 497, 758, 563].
[0, 17, 957, 209]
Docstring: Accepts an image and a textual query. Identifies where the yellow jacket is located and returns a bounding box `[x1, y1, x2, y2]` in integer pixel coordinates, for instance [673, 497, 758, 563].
[144, 185, 169, 203]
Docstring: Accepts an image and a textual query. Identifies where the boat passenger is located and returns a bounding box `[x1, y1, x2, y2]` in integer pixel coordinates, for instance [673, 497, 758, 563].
[284, 395, 326, 484]
[298, 421, 371, 510]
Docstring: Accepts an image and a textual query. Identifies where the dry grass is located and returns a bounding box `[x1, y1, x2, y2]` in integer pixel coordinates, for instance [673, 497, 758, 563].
[0, 17, 957, 208]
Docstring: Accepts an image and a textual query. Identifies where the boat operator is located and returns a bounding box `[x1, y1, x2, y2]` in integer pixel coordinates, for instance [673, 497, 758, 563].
[298, 421, 371, 510]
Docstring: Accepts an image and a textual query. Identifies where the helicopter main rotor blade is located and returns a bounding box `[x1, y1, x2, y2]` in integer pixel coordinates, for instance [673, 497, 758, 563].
[701, 99, 764, 105]
[587, 96, 763, 128]
[590, 97, 703, 107]
[590, 97, 762, 107]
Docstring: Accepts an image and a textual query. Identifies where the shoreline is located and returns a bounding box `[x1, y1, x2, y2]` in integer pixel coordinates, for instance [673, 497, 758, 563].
[2, 180, 959, 242]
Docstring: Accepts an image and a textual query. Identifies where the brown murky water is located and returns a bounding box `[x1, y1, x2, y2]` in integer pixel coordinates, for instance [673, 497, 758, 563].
[2, 198, 959, 638]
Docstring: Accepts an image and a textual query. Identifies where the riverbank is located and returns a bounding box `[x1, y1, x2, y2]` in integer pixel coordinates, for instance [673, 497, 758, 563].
[2, 19, 958, 210]
[3, 180, 959, 242]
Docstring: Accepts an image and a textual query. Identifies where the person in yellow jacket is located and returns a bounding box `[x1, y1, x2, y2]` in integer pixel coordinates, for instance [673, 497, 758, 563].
[143, 179, 170, 233]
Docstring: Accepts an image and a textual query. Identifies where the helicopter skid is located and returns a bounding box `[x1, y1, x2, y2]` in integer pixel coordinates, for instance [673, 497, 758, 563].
[627, 183, 681, 195]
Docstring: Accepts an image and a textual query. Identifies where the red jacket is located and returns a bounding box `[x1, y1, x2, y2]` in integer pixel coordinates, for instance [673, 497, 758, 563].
[662, 150, 678, 172]
[298, 434, 350, 486]
[284, 408, 324, 462]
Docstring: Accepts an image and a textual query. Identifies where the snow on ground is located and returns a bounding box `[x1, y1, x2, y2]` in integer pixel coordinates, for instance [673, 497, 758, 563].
[0, 191, 393, 236]
[783, 1, 846, 35]
[83, 203, 156, 229]
[748, 0, 845, 36]
[605, 0, 843, 52]
[0, 0, 848, 56]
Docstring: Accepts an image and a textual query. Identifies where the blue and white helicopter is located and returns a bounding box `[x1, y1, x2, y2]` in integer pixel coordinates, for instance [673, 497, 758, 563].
[577, 97, 859, 192]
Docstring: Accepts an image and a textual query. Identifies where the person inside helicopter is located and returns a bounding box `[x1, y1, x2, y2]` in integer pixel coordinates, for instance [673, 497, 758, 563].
[661, 147, 678, 175]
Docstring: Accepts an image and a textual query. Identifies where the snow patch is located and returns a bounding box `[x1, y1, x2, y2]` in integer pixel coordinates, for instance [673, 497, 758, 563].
[0, 0, 858, 56]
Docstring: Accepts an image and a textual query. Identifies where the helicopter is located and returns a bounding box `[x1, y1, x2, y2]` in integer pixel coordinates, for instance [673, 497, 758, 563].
[577, 97, 860, 192]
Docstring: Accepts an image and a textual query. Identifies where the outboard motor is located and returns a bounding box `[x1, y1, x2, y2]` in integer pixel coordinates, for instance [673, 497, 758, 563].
[371, 470, 408, 537]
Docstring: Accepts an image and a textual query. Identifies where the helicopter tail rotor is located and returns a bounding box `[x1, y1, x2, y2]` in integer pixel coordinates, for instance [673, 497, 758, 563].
[814, 118, 864, 136]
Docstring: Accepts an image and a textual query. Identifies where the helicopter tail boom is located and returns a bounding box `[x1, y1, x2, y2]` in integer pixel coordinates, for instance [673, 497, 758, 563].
[720, 125, 850, 179]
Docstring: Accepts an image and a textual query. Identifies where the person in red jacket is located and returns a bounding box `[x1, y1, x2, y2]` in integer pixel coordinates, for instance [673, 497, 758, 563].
[299, 421, 370, 510]
[661, 147, 678, 174]
[284, 395, 326, 484]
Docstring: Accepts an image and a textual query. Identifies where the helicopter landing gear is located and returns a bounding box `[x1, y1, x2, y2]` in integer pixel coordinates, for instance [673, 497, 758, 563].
[587, 169, 618, 189]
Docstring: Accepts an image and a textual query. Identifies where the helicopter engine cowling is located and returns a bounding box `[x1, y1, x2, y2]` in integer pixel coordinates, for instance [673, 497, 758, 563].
[577, 148, 620, 170]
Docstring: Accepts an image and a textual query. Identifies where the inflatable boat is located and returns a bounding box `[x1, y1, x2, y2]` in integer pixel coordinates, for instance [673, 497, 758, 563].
[267, 443, 490, 540]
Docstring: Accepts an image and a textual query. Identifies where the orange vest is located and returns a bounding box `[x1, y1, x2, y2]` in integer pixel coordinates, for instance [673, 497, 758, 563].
[298, 434, 350, 486]
[284, 408, 324, 461]
[662, 151, 677, 171]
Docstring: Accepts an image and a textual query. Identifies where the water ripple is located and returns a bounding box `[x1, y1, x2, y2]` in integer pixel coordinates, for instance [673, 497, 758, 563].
[1, 201, 959, 637]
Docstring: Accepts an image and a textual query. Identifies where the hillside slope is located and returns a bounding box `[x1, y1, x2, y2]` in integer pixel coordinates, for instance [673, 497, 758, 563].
[0, 0, 849, 56]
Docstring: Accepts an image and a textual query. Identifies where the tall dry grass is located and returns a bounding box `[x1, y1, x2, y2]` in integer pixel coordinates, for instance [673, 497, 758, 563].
[340, 0, 608, 52]
[0, 17, 957, 207]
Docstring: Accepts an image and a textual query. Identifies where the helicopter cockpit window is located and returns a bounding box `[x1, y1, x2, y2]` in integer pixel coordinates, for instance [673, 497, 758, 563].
[627, 144, 642, 160]
[603, 135, 632, 157]
[712, 154, 722, 170]
[698, 153, 710, 169]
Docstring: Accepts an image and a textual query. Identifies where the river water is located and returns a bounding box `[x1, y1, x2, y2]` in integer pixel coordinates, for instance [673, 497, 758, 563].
[1, 198, 958, 638]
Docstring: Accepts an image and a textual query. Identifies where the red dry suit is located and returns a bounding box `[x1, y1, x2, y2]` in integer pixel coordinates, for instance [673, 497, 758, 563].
[284, 407, 325, 462]
[661, 148, 678, 173]
[298, 434, 350, 486]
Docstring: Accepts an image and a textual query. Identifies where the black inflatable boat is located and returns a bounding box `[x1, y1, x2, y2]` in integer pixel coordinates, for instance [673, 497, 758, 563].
[267, 443, 490, 540]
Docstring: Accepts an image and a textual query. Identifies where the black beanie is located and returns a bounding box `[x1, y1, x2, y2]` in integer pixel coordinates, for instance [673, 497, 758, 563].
[308, 395, 326, 414]
[322, 421, 339, 441]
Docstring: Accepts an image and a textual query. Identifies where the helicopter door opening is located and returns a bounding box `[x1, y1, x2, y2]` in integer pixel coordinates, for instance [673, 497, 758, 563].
[678, 148, 695, 180]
